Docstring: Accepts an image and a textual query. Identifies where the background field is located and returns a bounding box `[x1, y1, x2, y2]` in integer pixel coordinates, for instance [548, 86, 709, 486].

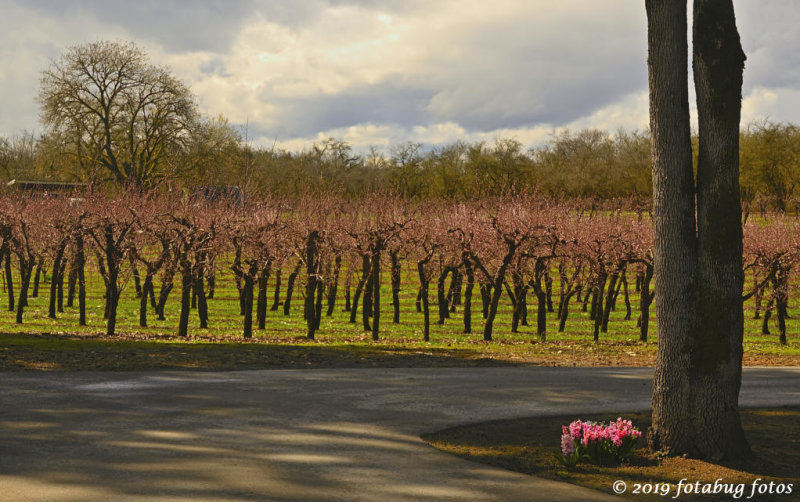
[1, 255, 797, 371]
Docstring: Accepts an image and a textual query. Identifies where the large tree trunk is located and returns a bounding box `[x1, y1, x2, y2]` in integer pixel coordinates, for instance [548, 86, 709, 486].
[646, 0, 701, 457]
[691, 0, 750, 459]
[646, 0, 750, 460]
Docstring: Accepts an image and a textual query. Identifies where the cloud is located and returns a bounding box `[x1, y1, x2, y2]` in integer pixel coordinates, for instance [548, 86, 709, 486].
[736, 0, 800, 91]
[0, 0, 129, 134]
[19, 0, 258, 52]
[742, 86, 800, 126]
[268, 90, 652, 154]
[1, 0, 799, 154]
[179, 1, 649, 142]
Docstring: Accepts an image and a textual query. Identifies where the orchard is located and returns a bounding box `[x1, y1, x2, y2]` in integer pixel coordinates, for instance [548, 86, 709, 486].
[0, 191, 795, 350]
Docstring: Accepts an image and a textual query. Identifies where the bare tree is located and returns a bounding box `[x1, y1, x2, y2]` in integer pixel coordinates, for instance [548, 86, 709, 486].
[39, 40, 196, 189]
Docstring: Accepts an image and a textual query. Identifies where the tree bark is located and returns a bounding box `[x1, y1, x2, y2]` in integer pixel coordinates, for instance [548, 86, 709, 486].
[690, 0, 750, 459]
[646, 0, 750, 460]
[647, 0, 701, 456]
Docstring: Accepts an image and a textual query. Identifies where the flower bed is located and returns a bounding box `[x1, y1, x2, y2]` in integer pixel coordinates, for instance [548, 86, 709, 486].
[559, 417, 642, 466]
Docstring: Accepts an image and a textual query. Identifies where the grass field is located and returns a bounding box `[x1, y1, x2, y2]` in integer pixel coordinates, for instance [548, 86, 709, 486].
[0, 257, 798, 370]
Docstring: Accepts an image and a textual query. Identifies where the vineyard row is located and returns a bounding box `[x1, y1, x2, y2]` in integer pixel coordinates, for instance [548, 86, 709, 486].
[0, 193, 796, 344]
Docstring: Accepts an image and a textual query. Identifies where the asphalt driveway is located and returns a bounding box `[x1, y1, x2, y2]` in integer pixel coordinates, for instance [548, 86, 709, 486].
[1, 367, 798, 501]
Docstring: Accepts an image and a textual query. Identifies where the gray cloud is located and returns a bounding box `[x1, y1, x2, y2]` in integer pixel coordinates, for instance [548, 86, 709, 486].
[19, 0, 258, 52]
[269, 80, 434, 137]
[736, 0, 800, 91]
[3, 0, 800, 149]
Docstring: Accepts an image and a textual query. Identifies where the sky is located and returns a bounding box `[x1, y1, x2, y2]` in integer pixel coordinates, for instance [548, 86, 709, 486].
[1, 0, 798, 153]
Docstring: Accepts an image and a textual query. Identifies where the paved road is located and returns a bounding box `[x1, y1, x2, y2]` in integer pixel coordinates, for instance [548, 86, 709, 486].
[0, 367, 798, 501]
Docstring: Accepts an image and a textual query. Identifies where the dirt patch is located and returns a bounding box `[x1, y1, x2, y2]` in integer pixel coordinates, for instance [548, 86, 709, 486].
[423, 409, 800, 501]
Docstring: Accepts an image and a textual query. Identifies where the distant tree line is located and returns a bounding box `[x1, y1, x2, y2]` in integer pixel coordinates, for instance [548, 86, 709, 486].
[3, 123, 799, 209]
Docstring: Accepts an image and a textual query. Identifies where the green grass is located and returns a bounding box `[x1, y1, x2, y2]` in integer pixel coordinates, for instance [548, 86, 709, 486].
[0, 257, 797, 370]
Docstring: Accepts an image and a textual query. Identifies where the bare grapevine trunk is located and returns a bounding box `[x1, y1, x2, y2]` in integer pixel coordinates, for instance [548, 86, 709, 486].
[75, 231, 86, 326]
[462, 254, 474, 334]
[305, 231, 321, 339]
[283, 260, 302, 316]
[326, 254, 341, 317]
[350, 255, 369, 323]
[436, 268, 451, 324]
[48, 240, 67, 319]
[390, 251, 401, 323]
[140, 275, 152, 327]
[418, 261, 431, 341]
[257, 263, 270, 329]
[177, 267, 192, 337]
[15, 259, 34, 324]
[242, 275, 254, 339]
[271, 268, 281, 311]
[32, 260, 42, 298]
[371, 249, 381, 341]
[195, 266, 209, 329]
